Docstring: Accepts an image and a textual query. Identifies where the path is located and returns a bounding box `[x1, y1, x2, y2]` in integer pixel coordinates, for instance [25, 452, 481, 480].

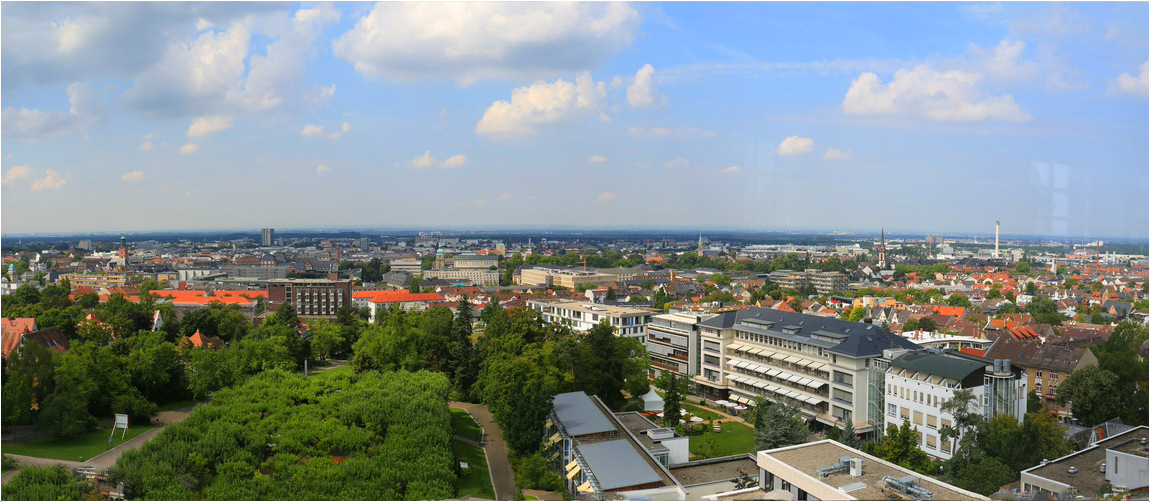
[1, 402, 198, 485]
[450, 401, 516, 501]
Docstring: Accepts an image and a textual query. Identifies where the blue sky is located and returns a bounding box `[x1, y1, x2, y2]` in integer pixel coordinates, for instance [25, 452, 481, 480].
[2, 2, 1147, 238]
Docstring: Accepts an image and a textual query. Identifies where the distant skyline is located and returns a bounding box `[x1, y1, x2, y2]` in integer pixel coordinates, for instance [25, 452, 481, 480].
[2, 2, 1147, 238]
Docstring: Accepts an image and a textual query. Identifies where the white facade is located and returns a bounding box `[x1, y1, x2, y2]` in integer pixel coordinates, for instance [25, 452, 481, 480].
[528, 299, 654, 337]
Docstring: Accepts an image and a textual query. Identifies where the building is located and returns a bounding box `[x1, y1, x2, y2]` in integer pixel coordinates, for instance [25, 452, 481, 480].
[63, 273, 129, 289]
[421, 267, 499, 285]
[389, 256, 424, 275]
[547, 391, 688, 500]
[728, 439, 987, 501]
[808, 270, 849, 295]
[982, 338, 1097, 423]
[261, 228, 275, 247]
[528, 298, 655, 338]
[450, 254, 499, 269]
[646, 311, 723, 381]
[519, 265, 617, 290]
[1019, 426, 1148, 500]
[695, 308, 921, 435]
[352, 290, 445, 323]
[267, 279, 352, 317]
[1, 326, 69, 359]
[882, 349, 1026, 460]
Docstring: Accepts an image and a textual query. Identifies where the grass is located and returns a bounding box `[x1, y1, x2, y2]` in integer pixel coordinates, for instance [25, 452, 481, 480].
[2, 424, 157, 462]
[307, 364, 353, 378]
[524, 496, 539, 500]
[688, 421, 757, 459]
[453, 439, 495, 500]
[451, 408, 484, 443]
[680, 402, 725, 421]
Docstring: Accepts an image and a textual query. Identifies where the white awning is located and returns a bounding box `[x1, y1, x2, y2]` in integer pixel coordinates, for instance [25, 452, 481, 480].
[753, 380, 768, 390]
[728, 344, 744, 352]
[734, 360, 750, 369]
[750, 347, 766, 355]
[785, 373, 802, 383]
[766, 369, 781, 378]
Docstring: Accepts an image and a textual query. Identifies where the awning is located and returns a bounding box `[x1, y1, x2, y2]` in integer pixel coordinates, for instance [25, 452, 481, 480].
[766, 369, 781, 378]
[565, 460, 579, 471]
[545, 418, 553, 429]
[779, 355, 794, 363]
[577, 482, 594, 494]
[566, 464, 582, 479]
[753, 380, 768, 390]
[810, 362, 826, 370]
[796, 378, 813, 388]
[750, 347, 766, 355]
[785, 373, 802, 383]
[728, 344, 745, 353]
[548, 433, 561, 445]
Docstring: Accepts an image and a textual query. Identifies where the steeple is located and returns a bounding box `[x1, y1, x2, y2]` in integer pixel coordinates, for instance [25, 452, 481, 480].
[698, 233, 704, 254]
[877, 228, 887, 269]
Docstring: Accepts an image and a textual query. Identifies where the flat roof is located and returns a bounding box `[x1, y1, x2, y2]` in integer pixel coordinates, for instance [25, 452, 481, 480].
[614, 412, 668, 453]
[1023, 426, 1148, 493]
[553, 392, 616, 437]
[671, 455, 758, 486]
[764, 440, 987, 501]
[577, 439, 665, 491]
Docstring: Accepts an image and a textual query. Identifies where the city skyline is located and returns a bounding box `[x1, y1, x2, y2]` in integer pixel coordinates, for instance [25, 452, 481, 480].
[2, 2, 1148, 238]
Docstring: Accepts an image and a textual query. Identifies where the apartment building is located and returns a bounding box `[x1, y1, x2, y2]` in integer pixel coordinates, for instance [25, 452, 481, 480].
[767, 269, 849, 294]
[528, 298, 654, 338]
[389, 256, 424, 275]
[646, 311, 720, 380]
[267, 278, 352, 317]
[983, 338, 1097, 423]
[694, 308, 920, 434]
[883, 349, 1026, 460]
[518, 265, 617, 290]
[351, 290, 446, 323]
[63, 273, 128, 289]
[420, 267, 499, 285]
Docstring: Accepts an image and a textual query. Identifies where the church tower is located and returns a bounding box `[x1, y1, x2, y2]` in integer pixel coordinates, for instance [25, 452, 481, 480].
[877, 228, 887, 269]
[697, 233, 704, 254]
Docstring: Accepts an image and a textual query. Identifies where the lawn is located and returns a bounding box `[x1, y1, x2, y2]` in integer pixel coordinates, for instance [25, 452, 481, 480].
[450, 408, 484, 443]
[688, 421, 757, 459]
[2, 424, 157, 462]
[453, 439, 495, 500]
[680, 402, 725, 421]
[307, 364, 352, 378]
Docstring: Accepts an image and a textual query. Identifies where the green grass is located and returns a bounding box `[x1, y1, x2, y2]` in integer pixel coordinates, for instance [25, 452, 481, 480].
[453, 439, 495, 499]
[680, 402, 725, 421]
[524, 496, 539, 500]
[688, 421, 757, 459]
[2, 424, 157, 462]
[307, 364, 352, 378]
[450, 408, 484, 443]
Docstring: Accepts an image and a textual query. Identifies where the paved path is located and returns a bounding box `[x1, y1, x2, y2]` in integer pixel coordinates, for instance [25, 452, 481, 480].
[450, 401, 516, 501]
[1, 403, 199, 485]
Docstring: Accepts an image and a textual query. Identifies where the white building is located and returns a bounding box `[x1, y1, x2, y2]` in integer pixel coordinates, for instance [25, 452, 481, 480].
[528, 299, 655, 338]
[883, 349, 1026, 460]
[1019, 426, 1148, 500]
[646, 311, 720, 380]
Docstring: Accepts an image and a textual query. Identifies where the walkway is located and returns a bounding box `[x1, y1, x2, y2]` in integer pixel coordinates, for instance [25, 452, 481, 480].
[1, 403, 198, 485]
[449, 401, 517, 501]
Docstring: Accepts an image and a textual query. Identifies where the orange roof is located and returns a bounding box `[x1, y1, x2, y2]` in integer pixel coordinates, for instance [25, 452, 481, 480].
[958, 347, 987, 357]
[365, 291, 445, 303]
[171, 296, 253, 305]
[1, 317, 37, 336]
[188, 330, 224, 350]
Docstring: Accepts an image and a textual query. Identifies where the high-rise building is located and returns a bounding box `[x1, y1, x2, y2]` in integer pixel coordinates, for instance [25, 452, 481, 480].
[261, 228, 275, 247]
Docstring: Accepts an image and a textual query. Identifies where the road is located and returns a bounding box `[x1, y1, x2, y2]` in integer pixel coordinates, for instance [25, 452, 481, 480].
[450, 401, 517, 501]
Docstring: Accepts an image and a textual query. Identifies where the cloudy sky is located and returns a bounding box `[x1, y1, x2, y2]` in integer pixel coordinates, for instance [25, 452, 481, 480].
[2, 2, 1147, 238]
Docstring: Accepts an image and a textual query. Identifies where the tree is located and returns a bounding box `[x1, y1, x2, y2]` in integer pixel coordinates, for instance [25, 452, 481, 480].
[574, 320, 627, 409]
[873, 420, 932, 472]
[753, 400, 808, 451]
[917, 316, 938, 332]
[408, 277, 420, 294]
[903, 318, 919, 331]
[848, 305, 867, 322]
[1091, 321, 1150, 425]
[656, 372, 689, 430]
[946, 294, 972, 308]
[3, 465, 87, 501]
[1025, 282, 1039, 295]
[837, 418, 860, 449]
[1014, 260, 1031, 274]
[307, 319, 346, 361]
[1057, 365, 1122, 427]
[1, 342, 56, 425]
[449, 296, 478, 400]
[954, 457, 1016, 496]
[268, 303, 302, 330]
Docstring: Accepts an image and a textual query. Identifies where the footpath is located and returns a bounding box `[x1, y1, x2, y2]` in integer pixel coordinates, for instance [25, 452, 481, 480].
[449, 401, 517, 501]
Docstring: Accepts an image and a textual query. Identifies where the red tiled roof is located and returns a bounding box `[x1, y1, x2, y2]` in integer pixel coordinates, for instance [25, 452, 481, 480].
[1, 317, 37, 336]
[365, 291, 445, 303]
[188, 330, 224, 350]
[958, 347, 987, 357]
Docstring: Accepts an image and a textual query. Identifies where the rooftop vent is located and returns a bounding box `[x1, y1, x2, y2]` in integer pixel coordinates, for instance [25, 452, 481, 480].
[1100, 463, 1107, 473]
[1068, 466, 1078, 474]
[816, 456, 853, 478]
[882, 475, 933, 500]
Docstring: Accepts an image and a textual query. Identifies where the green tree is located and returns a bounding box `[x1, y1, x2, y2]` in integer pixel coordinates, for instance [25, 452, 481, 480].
[1091, 321, 1150, 425]
[268, 302, 302, 330]
[409, 277, 420, 294]
[574, 320, 626, 409]
[449, 297, 479, 400]
[946, 294, 972, 308]
[847, 305, 866, 322]
[1, 342, 56, 425]
[838, 418, 860, 449]
[917, 316, 938, 332]
[753, 400, 808, 451]
[656, 372, 688, 430]
[3, 464, 86, 501]
[903, 318, 919, 331]
[873, 420, 932, 472]
[1057, 365, 1122, 427]
[1014, 260, 1031, 274]
[307, 319, 346, 361]
[954, 457, 1016, 496]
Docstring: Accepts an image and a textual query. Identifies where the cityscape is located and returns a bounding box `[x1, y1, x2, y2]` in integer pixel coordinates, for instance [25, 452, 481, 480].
[2, 2, 1148, 502]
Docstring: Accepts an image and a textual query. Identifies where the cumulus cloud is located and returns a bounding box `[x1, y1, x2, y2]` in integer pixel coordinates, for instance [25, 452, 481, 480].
[823, 148, 852, 160]
[722, 165, 741, 174]
[588, 155, 608, 163]
[300, 121, 351, 139]
[776, 136, 814, 156]
[330, 121, 351, 139]
[498, 193, 512, 201]
[410, 150, 436, 169]
[30, 169, 67, 191]
[1, 82, 107, 140]
[665, 157, 690, 169]
[187, 115, 232, 137]
[843, 65, 1030, 122]
[316, 164, 330, 175]
[442, 154, 468, 168]
[476, 72, 607, 138]
[1110, 60, 1148, 98]
[2, 165, 32, 185]
[332, 2, 639, 83]
[597, 192, 618, 201]
[121, 170, 145, 182]
[968, 38, 1039, 83]
[139, 134, 155, 151]
[179, 142, 199, 155]
[627, 64, 666, 108]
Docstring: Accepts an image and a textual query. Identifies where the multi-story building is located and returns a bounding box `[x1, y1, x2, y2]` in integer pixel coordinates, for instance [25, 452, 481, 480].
[389, 256, 424, 275]
[694, 308, 920, 435]
[450, 254, 499, 269]
[420, 267, 499, 285]
[646, 311, 719, 380]
[808, 270, 849, 295]
[768, 270, 808, 290]
[63, 273, 129, 289]
[528, 298, 654, 338]
[267, 278, 352, 317]
[882, 349, 1026, 460]
[982, 338, 1097, 423]
[518, 265, 617, 290]
[351, 290, 446, 323]
[1019, 426, 1148, 500]
[261, 228, 275, 247]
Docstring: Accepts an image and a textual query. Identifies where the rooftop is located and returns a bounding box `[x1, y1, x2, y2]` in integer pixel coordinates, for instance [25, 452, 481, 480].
[1022, 426, 1148, 494]
[528, 298, 655, 316]
[889, 351, 989, 383]
[613, 412, 668, 453]
[670, 455, 758, 486]
[700, 308, 919, 358]
[553, 391, 616, 437]
[576, 439, 664, 491]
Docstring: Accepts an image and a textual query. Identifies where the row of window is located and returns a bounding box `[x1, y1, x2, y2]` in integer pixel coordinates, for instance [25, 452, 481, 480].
[734, 331, 825, 357]
[887, 404, 952, 431]
[1035, 369, 1059, 381]
[888, 383, 943, 408]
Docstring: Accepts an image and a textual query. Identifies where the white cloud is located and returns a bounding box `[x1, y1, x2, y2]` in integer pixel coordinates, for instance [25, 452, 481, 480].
[30, 169, 67, 191]
[776, 136, 814, 156]
[332, 2, 639, 83]
[187, 115, 233, 137]
[498, 193, 512, 201]
[442, 154, 468, 168]
[1, 82, 107, 140]
[329, 121, 351, 139]
[2, 165, 32, 185]
[968, 38, 1038, 83]
[1110, 60, 1149, 98]
[179, 142, 199, 155]
[138, 134, 155, 151]
[588, 155, 608, 163]
[300, 124, 325, 137]
[597, 192, 618, 201]
[843, 65, 1030, 122]
[823, 148, 852, 160]
[410, 150, 436, 169]
[316, 164, 330, 175]
[476, 72, 607, 138]
[627, 63, 666, 108]
[121, 170, 145, 182]
[722, 165, 741, 174]
[665, 157, 690, 169]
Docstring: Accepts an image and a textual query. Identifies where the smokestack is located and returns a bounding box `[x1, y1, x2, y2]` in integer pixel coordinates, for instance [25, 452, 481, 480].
[995, 221, 1000, 256]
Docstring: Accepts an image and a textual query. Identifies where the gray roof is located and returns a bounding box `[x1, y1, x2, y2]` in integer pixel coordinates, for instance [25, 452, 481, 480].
[554, 392, 615, 437]
[890, 351, 987, 383]
[577, 439, 664, 491]
[698, 307, 919, 357]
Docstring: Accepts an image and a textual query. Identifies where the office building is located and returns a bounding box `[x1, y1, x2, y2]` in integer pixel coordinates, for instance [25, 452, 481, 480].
[268, 278, 352, 317]
[983, 338, 1097, 423]
[518, 265, 617, 290]
[528, 298, 655, 338]
[261, 228, 275, 247]
[646, 311, 721, 381]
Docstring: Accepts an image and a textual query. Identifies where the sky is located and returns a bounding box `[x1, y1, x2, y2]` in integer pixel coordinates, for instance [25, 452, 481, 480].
[1, 2, 1147, 239]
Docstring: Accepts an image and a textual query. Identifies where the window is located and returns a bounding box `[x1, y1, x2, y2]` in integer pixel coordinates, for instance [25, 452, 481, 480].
[1051, 371, 1058, 381]
[913, 411, 923, 425]
[833, 371, 854, 387]
[941, 439, 952, 454]
[1036, 383, 1043, 395]
[901, 407, 910, 421]
[704, 340, 721, 353]
[1036, 369, 1042, 378]
[1049, 385, 1057, 395]
[927, 414, 938, 429]
[942, 418, 952, 429]
[832, 388, 853, 405]
[888, 403, 897, 417]
[926, 435, 937, 449]
[704, 355, 720, 366]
